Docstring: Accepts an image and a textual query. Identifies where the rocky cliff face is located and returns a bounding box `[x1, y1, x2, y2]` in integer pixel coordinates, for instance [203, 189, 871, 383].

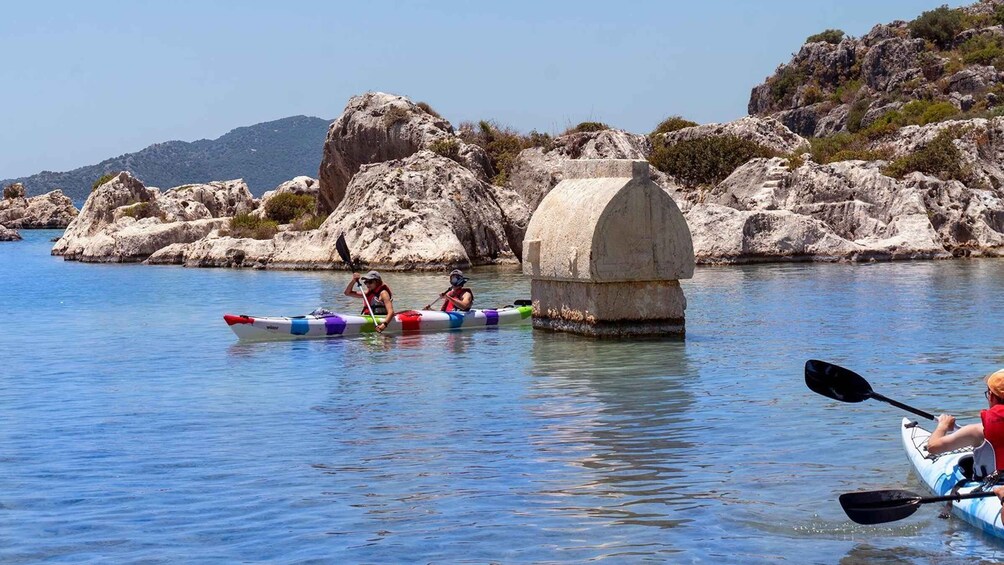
[749, 1, 1004, 137]
[317, 93, 492, 215]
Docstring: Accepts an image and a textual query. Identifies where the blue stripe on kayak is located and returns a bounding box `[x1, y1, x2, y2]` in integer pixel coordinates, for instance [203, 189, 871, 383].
[446, 312, 464, 329]
[485, 309, 499, 326]
[324, 315, 346, 335]
[291, 319, 309, 335]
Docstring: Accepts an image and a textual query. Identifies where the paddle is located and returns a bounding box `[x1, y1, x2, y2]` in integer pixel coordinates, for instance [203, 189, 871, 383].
[423, 288, 452, 311]
[839, 488, 999, 525]
[804, 360, 935, 421]
[334, 234, 378, 322]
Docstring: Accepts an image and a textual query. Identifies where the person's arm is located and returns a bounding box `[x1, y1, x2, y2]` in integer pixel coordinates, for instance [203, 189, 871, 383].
[446, 290, 472, 311]
[344, 273, 362, 298]
[376, 290, 394, 333]
[926, 414, 984, 454]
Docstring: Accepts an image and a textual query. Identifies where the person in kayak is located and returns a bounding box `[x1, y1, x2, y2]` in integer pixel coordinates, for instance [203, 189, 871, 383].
[928, 369, 1004, 477]
[345, 271, 395, 333]
[424, 269, 473, 312]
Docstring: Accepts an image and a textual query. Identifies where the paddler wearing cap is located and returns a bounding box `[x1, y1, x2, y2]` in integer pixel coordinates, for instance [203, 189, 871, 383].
[927, 369, 1004, 476]
[424, 269, 473, 312]
[344, 270, 395, 333]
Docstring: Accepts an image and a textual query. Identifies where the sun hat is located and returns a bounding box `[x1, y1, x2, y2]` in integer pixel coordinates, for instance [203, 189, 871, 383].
[360, 270, 382, 281]
[987, 369, 1004, 399]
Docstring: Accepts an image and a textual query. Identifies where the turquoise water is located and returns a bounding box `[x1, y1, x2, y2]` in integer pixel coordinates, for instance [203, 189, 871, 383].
[4, 230, 1004, 563]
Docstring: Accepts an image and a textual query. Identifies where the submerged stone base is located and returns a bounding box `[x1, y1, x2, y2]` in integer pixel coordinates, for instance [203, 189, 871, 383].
[532, 316, 685, 337]
[531, 279, 686, 337]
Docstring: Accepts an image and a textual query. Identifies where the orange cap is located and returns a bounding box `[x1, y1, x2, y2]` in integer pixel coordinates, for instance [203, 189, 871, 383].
[987, 369, 1004, 399]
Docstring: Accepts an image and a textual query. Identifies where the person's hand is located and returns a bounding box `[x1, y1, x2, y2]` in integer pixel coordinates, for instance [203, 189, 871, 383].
[936, 414, 957, 431]
[375, 321, 387, 333]
[439, 292, 447, 298]
[352, 272, 361, 281]
[994, 486, 1004, 502]
[423, 304, 432, 310]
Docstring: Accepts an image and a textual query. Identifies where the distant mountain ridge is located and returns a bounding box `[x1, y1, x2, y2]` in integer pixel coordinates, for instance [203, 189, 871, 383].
[2, 115, 331, 203]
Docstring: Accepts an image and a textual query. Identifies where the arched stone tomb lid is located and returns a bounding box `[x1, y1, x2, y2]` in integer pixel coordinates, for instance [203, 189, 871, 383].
[523, 159, 694, 282]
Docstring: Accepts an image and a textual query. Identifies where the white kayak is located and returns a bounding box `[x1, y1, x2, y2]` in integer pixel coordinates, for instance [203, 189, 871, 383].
[901, 417, 1004, 538]
[224, 305, 532, 340]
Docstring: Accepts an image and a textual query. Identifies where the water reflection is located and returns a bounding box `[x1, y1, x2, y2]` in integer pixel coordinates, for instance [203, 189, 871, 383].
[528, 333, 697, 528]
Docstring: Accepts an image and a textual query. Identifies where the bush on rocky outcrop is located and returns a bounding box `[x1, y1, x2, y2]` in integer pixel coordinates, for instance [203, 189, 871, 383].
[909, 5, 965, 50]
[959, 34, 1004, 66]
[429, 137, 462, 163]
[806, 29, 846, 45]
[121, 201, 161, 220]
[769, 66, 806, 106]
[809, 133, 893, 164]
[651, 116, 698, 137]
[649, 135, 776, 187]
[264, 193, 316, 224]
[564, 122, 610, 134]
[226, 213, 278, 240]
[415, 101, 441, 118]
[92, 173, 117, 192]
[459, 120, 552, 185]
[883, 128, 968, 181]
[3, 183, 25, 199]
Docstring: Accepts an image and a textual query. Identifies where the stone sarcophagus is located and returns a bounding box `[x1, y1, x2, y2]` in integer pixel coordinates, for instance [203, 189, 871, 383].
[522, 159, 694, 336]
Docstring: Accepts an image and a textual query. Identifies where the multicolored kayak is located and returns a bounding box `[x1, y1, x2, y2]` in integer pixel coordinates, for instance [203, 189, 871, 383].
[224, 305, 533, 340]
[901, 417, 1004, 538]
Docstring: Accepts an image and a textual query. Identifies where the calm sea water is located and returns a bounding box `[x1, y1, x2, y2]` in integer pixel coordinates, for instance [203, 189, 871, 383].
[4, 230, 1004, 563]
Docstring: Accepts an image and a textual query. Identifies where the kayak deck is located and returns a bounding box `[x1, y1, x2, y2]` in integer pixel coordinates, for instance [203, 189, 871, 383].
[224, 305, 532, 340]
[901, 417, 1004, 538]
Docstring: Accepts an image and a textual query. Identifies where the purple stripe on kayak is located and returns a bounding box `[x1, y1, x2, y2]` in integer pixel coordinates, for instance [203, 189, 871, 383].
[324, 315, 347, 335]
[484, 309, 499, 326]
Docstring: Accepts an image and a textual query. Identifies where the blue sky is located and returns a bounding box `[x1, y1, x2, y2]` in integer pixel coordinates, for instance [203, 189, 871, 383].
[0, 0, 967, 178]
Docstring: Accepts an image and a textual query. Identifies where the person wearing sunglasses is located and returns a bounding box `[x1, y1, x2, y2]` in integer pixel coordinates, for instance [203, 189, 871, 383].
[928, 369, 1004, 478]
[344, 270, 395, 332]
[425, 269, 473, 312]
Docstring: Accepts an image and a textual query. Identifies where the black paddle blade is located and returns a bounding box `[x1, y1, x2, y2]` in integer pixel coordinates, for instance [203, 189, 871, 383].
[805, 359, 874, 403]
[334, 234, 354, 270]
[839, 490, 922, 525]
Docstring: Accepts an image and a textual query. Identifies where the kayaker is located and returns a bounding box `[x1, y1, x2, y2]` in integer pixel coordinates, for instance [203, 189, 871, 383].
[344, 271, 395, 333]
[424, 269, 473, 312]
[928, 369, 1004, 476]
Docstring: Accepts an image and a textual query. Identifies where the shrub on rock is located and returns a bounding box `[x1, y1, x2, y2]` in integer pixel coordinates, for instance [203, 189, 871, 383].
[884, 128, 968, 181]
[650, 135, 777, 187]
[806, 29, 846, 45]
[264, 193, 316, 224]
[226, 213, 278, 240]
[651, 116, 698, 137]
[909, 5, 965, 50]
[92, 173, 117, 192]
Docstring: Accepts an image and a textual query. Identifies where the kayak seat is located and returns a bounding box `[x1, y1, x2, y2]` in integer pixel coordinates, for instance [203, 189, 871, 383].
[958, 455, 976, 481]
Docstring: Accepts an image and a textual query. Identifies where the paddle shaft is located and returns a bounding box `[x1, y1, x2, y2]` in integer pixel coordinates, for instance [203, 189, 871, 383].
[916, 490, 999, 505]
[868, 391, 935, 421]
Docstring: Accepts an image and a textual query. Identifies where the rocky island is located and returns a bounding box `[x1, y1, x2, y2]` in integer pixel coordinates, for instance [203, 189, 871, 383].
[40, 0, 1004, 266]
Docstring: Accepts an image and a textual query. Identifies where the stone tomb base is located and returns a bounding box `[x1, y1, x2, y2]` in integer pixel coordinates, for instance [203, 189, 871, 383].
[530, 279, 686, 337]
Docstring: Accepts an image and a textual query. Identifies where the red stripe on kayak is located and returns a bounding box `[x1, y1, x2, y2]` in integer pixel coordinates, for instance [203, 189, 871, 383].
[224, 314, 254, 326]
[397, 311, 422, 332]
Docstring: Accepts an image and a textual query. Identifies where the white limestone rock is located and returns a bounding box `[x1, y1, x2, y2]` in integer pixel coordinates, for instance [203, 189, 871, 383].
[0, 189, 79, 228]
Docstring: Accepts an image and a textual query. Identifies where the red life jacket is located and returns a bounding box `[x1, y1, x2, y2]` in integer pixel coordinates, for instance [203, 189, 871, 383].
[980, 403, 1004, 471]
[362, 283, 392, 315]
[441, 287, 473, 312]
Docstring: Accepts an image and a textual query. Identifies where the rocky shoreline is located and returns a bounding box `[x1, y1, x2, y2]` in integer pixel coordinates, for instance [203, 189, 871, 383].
[37, 91, 1004, 267]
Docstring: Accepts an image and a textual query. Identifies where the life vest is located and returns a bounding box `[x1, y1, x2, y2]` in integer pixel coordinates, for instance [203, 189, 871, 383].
[978, 404, 1004, 473]
[362, 283, 392, 316]
[441, 287, 473, 312]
